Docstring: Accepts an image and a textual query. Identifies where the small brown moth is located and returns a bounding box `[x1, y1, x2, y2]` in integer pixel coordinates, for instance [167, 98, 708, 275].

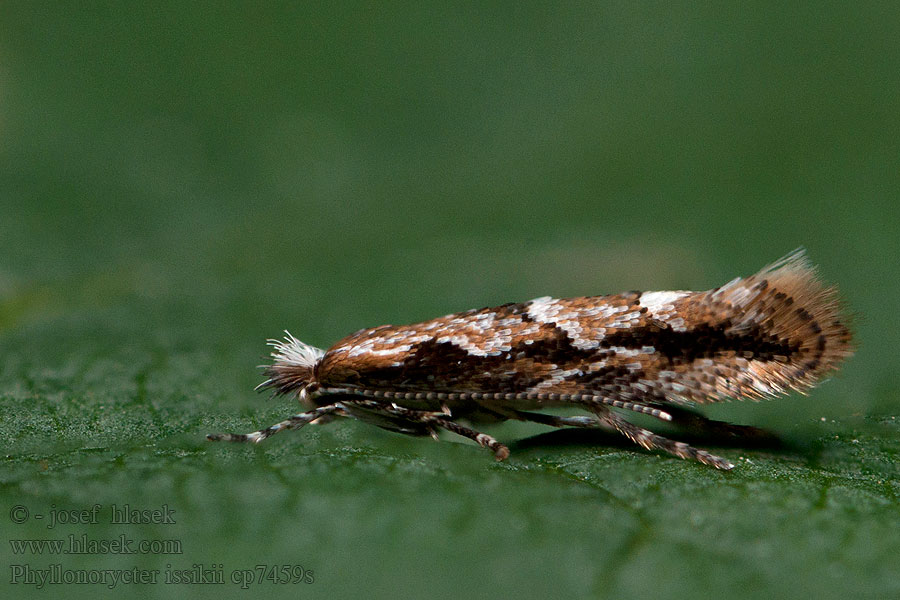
[208, 249, 853, 469]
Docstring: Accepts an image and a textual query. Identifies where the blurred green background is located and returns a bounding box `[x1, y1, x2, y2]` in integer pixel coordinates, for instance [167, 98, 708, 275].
[2, 3, 899, 599]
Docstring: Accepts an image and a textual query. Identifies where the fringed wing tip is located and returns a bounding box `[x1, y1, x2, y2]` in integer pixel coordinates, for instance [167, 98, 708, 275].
[740, 248, 853, 396]
[761, 247, 813, 276]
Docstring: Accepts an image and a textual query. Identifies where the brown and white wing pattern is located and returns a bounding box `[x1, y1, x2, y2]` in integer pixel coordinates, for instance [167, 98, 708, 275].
[316, 249, 851, 409]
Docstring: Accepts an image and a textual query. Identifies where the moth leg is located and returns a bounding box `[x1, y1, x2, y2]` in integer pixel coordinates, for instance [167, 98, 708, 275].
[599, 409, 735, 470]
[207, 404, 344, 443]
[434, 418, 510, 461]
[342, 400, 510, 461]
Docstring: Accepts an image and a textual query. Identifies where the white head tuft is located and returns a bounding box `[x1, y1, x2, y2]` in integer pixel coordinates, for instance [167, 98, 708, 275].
[268, 330, 325, 368]
[256, 331, 325, 396]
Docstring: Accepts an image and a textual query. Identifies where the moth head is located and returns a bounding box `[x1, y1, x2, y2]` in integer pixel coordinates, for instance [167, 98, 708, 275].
[256, 331, 325, 400]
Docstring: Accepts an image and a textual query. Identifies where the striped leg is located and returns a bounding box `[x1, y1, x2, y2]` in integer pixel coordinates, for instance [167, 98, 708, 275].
[341, 400, 510, 461]
[434, 418, 510, 460]
[207, 404, 343, 443]
[599, 409, 734, 470]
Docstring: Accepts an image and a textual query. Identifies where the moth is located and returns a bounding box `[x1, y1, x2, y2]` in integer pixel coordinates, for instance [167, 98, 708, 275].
[208, 249, 853, 469]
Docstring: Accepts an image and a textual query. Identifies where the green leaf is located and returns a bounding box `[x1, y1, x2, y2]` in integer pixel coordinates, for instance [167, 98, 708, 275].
[2, 3, 899, 599]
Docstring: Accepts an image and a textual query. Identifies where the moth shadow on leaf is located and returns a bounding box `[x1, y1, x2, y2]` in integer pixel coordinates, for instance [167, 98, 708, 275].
[508, 414, 792, 459]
